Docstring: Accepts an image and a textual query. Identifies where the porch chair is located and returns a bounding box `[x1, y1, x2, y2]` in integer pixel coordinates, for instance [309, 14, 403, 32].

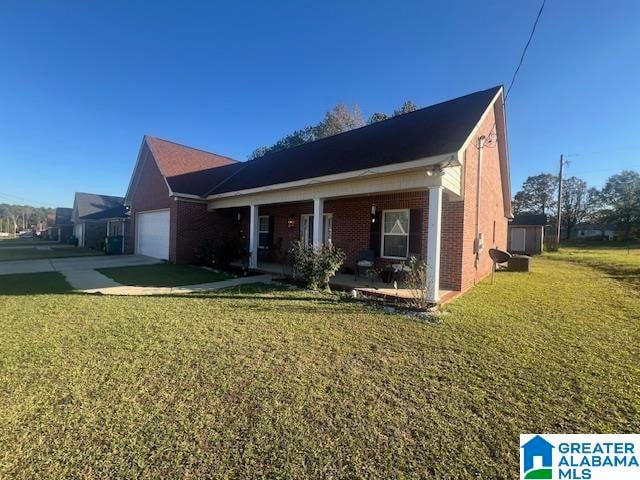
[355, 249, 375, 280]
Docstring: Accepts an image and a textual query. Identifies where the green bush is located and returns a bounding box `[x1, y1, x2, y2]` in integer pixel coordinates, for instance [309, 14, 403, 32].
[289, 240, 346, 291]
[196, 236, 245, 267]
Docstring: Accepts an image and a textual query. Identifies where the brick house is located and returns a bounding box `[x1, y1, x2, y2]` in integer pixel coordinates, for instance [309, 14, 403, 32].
[125, 86, 512, 302]
[71, 192, 126, 250]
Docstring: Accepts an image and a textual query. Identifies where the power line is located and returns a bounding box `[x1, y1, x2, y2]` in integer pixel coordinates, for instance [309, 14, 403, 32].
[565, 165, 640, 176]
[0, 192, 58, 208]
[476, 0, 548, 149]
[564, 145, 640, 158]
[505, 0, 547, 101]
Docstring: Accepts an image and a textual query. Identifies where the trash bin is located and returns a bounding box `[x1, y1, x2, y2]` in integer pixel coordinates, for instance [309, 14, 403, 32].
[105, 235, 123, 255]
[508, 255, 531, 272]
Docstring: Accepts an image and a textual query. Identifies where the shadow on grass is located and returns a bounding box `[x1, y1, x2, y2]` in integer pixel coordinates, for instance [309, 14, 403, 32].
[0, 272, 75, 296]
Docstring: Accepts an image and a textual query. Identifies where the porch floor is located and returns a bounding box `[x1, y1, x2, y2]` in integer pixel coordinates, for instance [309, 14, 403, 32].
[232, 261, 458, 304]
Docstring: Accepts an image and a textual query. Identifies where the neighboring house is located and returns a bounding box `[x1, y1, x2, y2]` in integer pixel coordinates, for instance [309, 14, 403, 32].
[44, 207, 73, 242]
[125, 85, 511, 302]
[508, 214, 546, 255]
[71, 192, 126, 250]
[570, 224, 615, 240]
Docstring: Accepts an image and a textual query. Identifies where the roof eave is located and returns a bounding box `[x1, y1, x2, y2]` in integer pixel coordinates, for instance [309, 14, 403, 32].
[204, 152, 459, 201]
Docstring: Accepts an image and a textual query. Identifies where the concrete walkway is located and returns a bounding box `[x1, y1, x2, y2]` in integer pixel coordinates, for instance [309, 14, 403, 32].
[1, 251, 272, 296]
[63, 269, 122, 290]
[81, 274, 273, 296]
[0, 254, 161, 275]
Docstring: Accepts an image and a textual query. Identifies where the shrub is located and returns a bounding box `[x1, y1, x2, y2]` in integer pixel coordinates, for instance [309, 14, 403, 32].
[288, 240, 346, 291]
[401, 256, 432, 310]
[196, 236, 245, 267]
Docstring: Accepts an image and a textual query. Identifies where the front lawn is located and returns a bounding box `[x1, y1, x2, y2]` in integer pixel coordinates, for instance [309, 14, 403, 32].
[97, 263, 232, 287]
[548, 241, 640, 290]
[0, 257, 637, 478]
[0, 272, 72, 295]
[0, 246, 100, 262]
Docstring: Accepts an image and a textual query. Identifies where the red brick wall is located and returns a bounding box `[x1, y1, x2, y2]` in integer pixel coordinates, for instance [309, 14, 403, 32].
[126, 144, 172, 255]
[170, 200, 222, 264]
[457, 104, 509, 292]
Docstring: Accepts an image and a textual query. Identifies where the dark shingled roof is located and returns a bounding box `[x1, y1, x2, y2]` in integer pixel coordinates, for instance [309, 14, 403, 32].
[166, 86, 502, 197]
[167, 163, 245, 198]
[74, 192, 125, 220]
[82, 204, 127, 220]
[511, 214, 548, 226]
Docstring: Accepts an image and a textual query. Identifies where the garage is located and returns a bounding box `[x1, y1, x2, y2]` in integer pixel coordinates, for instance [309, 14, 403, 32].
[135, 210, 170, 260]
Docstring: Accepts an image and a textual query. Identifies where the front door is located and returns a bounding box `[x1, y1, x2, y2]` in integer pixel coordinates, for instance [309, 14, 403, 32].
[300, 214, 332, 245]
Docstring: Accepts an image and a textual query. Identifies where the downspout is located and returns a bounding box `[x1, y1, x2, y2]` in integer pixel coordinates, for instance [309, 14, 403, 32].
[474, 136, 486, 280]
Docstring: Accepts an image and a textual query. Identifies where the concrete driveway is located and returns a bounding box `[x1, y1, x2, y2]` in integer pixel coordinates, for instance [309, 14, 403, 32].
[0, 255, 162, 275]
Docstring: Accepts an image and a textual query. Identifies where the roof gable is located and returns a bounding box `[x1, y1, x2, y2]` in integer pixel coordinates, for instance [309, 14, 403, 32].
[145, 136, 238, 177]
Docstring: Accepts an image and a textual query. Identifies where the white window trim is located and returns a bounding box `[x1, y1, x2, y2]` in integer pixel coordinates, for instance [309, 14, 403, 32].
[258, 215, 269, 249]
[381, 209, 410, 260]
[300, 213, 333, 244]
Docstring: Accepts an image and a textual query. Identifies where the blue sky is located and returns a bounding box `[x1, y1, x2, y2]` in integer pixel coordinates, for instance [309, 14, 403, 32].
[1, 1, 639, 208]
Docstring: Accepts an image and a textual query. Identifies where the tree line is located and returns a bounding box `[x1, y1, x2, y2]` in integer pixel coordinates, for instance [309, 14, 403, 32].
[0, 204, 55, 234]
[513, 169, 640, 240]
[249, 100, 419, 159]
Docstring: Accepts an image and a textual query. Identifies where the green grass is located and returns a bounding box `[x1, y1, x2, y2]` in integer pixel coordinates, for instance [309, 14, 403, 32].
[548, 241, 640, 291]
[0, 257, 638, 478]
[97, 263, 232, 287]
[0, 246, 100, 262]
[0, 272, 72, 295]
[0, 238, 60, 246]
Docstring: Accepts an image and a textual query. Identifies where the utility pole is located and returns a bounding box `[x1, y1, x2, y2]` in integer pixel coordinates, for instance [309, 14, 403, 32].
[555, 154, 565, 248]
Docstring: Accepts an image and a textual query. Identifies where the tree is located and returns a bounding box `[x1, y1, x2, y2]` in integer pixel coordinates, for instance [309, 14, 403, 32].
[248, 146, 269, 160]
[393, 100, 418, 116]
[561, 176, 598, 238]
[512, 173, 558, 215]
[248, 100, 420, 159]
[0, 203, 54, 234]
[247, 105, 363, 159]
[368, 112, 389, 124]
[597, 170, 640, 240]
[313, 104, 364, 139]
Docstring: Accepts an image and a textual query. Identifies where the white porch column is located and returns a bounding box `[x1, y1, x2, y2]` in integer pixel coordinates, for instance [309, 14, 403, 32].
[312, 198, 324, 249]
[426, 186, 443, 303]
[249, 204, 259, 269]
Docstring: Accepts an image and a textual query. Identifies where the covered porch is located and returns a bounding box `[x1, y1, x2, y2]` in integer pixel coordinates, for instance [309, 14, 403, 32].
[208, 162, 462, 303]
[233, 259, 457, 303]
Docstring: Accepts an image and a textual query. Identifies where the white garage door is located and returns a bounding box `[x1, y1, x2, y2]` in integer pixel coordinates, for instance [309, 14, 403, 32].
[136, 210, 170, 260]
[74, 223, 84, 247]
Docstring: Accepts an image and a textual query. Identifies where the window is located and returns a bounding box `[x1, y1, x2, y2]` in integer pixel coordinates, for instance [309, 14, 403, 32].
[382, 209, 409, 258]
[300, 214, 332, 245]
[258, 216, 270, 248]
[107, 221, 123, 237]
